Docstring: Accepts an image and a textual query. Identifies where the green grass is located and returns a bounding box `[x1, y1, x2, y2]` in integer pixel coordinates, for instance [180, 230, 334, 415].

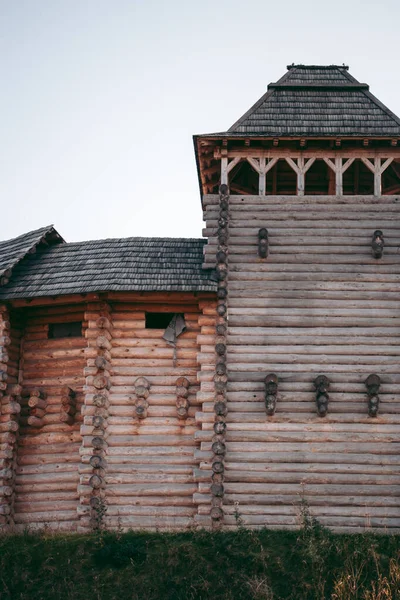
[1, 517, 399, 600]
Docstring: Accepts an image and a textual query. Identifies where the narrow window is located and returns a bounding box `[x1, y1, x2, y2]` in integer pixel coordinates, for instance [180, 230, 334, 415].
[145, 313, 178, 329]
[48, 322, 83, 339]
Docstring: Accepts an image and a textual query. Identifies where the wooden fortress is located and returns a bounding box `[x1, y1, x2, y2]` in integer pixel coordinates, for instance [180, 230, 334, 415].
[1, 64, 400, 533]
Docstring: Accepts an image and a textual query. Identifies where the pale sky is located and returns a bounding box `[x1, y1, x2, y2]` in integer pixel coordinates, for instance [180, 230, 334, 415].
[1, 0, 400, 242]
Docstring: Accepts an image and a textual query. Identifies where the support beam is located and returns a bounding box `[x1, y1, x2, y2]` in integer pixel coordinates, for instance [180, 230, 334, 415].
[361, 157, 394, 196]
[246, 157, 278, 196]
[221, 157, 228, 186]
[286, 157, 315, 196]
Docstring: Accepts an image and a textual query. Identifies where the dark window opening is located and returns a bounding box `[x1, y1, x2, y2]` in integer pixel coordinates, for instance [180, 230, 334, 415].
[145, 313, 179, 329]
[48, 322, 83, 339]
[343, 159, 374, 195]
[266, 159, 297, 195]
[305, 159, 333, 195]
[382, 159, 400, 195]
[229, 160, 259, 195]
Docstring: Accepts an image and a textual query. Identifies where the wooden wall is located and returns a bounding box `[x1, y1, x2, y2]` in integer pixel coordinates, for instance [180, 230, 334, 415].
[0, 293, 218, 533]
[0, 306, 23, 529]
[74, 293, 215, 531]
[102, 296, 203, 530]
[13, 304, 86, 532]
[203, 194, 400, 532]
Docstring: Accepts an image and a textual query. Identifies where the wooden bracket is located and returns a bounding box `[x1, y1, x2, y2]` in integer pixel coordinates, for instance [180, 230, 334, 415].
[60, 386, 77, 425]
[27, 389, 47, 428]
[285, 157, 316, 196]
[361, 157, 393, 196]
[313, 375, 330, 417]
[175, 377, 190, 419]
[372, 230, 384, 259]
[134, 377, 150, 419]
[264, 373, 278, 416]
[365, 374, 381, 417]
[258, 228, 269, 258]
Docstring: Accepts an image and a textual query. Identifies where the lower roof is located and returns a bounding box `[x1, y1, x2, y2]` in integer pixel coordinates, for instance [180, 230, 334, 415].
[0, 230, 217, 299]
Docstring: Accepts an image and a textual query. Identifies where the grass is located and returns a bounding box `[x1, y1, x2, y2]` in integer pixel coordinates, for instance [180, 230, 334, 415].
[0, 511, 399, 600]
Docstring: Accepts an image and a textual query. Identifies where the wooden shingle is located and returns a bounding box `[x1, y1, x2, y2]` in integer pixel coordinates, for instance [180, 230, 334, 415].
[200, 65, 400, 138]
[0, 230, 216, 298]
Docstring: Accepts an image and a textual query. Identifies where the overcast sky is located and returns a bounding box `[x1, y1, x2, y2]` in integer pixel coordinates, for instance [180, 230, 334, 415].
[1, 0, 400, 242]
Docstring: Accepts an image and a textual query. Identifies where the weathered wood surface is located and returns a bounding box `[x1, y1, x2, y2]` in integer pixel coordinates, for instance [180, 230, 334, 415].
[12, 304, 86, 531]
[202, 194, 400, 532]
[94, 297, 215, 532]
[0, 307, 23, 530]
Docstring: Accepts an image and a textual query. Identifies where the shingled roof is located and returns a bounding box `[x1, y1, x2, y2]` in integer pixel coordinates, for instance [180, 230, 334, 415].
[0, 230, 216, 299]
[0, 225, 63, 287]
[198, 64, 400, 138]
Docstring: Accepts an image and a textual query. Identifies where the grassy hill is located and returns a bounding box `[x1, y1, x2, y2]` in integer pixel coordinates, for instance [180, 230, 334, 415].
[1, 513, 399, 600]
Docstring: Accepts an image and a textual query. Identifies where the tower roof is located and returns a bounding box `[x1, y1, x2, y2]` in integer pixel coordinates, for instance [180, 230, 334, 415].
[200, 65, 400, 138]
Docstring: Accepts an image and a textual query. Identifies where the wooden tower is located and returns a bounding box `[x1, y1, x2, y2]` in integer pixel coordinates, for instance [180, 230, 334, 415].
[194, 65, 400, 531]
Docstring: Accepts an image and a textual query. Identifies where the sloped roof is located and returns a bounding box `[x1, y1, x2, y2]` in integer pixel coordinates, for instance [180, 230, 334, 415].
[199, 65, 400, 138]
[0, 225, 63, 286]
[0, 233, 216, 299]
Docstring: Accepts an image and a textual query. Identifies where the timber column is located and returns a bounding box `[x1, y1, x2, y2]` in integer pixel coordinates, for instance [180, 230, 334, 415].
[210, 184, 230, 527]
[0, 305, 22, 531]
[78, 302, 112, 531]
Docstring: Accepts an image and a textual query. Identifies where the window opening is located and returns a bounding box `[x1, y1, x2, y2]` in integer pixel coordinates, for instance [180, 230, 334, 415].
[48, 322, 82, 339]
[229, 160, 258, 195]
[145, 313, 180, 329]
[305, 159, 333, 195]
[343, 159, 374, 195]
[382, 159, 400, 195]
[266, 159, 297, 195]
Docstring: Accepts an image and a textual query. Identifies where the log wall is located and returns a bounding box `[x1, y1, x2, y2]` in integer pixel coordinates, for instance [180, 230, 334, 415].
[97, 295, 211, 531]
[0, 306, 23, 530]
[12, 304, 86, 532]
[203, 194, 400, 532]
[0, 293, 218, 533]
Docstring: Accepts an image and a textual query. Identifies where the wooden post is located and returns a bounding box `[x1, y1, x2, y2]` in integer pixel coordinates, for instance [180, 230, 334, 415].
[361, 157, 393, 197]
[374, 158, 382, 197]
[259, 157, 266, 196]
[286, 157, 315, 196]
[335, 157, 342, 196]
[221, 157, 228, 186]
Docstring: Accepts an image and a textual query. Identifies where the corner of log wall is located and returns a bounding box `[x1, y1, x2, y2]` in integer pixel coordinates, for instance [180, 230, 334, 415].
[194, 299, 218, 529]
[78, 302, 112, 532]
[0, 305, 23, 532]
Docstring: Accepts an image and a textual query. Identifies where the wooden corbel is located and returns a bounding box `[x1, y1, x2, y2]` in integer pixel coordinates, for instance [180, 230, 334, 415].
[264, 373, 278, 416]
[372, 230, 384, 259]
[60, 386, 77, 425]
[258, 228, 269, 258]
[313, 375, 330, 417]
[134, 377, 150, 419]
[27, 389, 47, 428]
[175, 377, 190, 419]
[365, 374, 381, 417]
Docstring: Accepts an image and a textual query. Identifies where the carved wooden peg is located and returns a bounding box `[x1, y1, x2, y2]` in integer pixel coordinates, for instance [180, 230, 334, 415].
[60, 386, 77, 425]
[134, 377, 150, 420]
[372, 230, 384, 258]
[175, 376, 190, 419]
[258, 228, 269, 258]
[219, 183, 229, 197]
[365, 374, 381, 417]
[27, 389, 47, 428]
[313, 375, 330, 417]
[264, 373, 278, 416]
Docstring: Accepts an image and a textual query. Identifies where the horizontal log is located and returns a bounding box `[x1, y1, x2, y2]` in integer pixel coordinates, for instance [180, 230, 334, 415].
[14, 510, 78, 524]
[104, 483, 197, 496]
[224, 441, 400, 454]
